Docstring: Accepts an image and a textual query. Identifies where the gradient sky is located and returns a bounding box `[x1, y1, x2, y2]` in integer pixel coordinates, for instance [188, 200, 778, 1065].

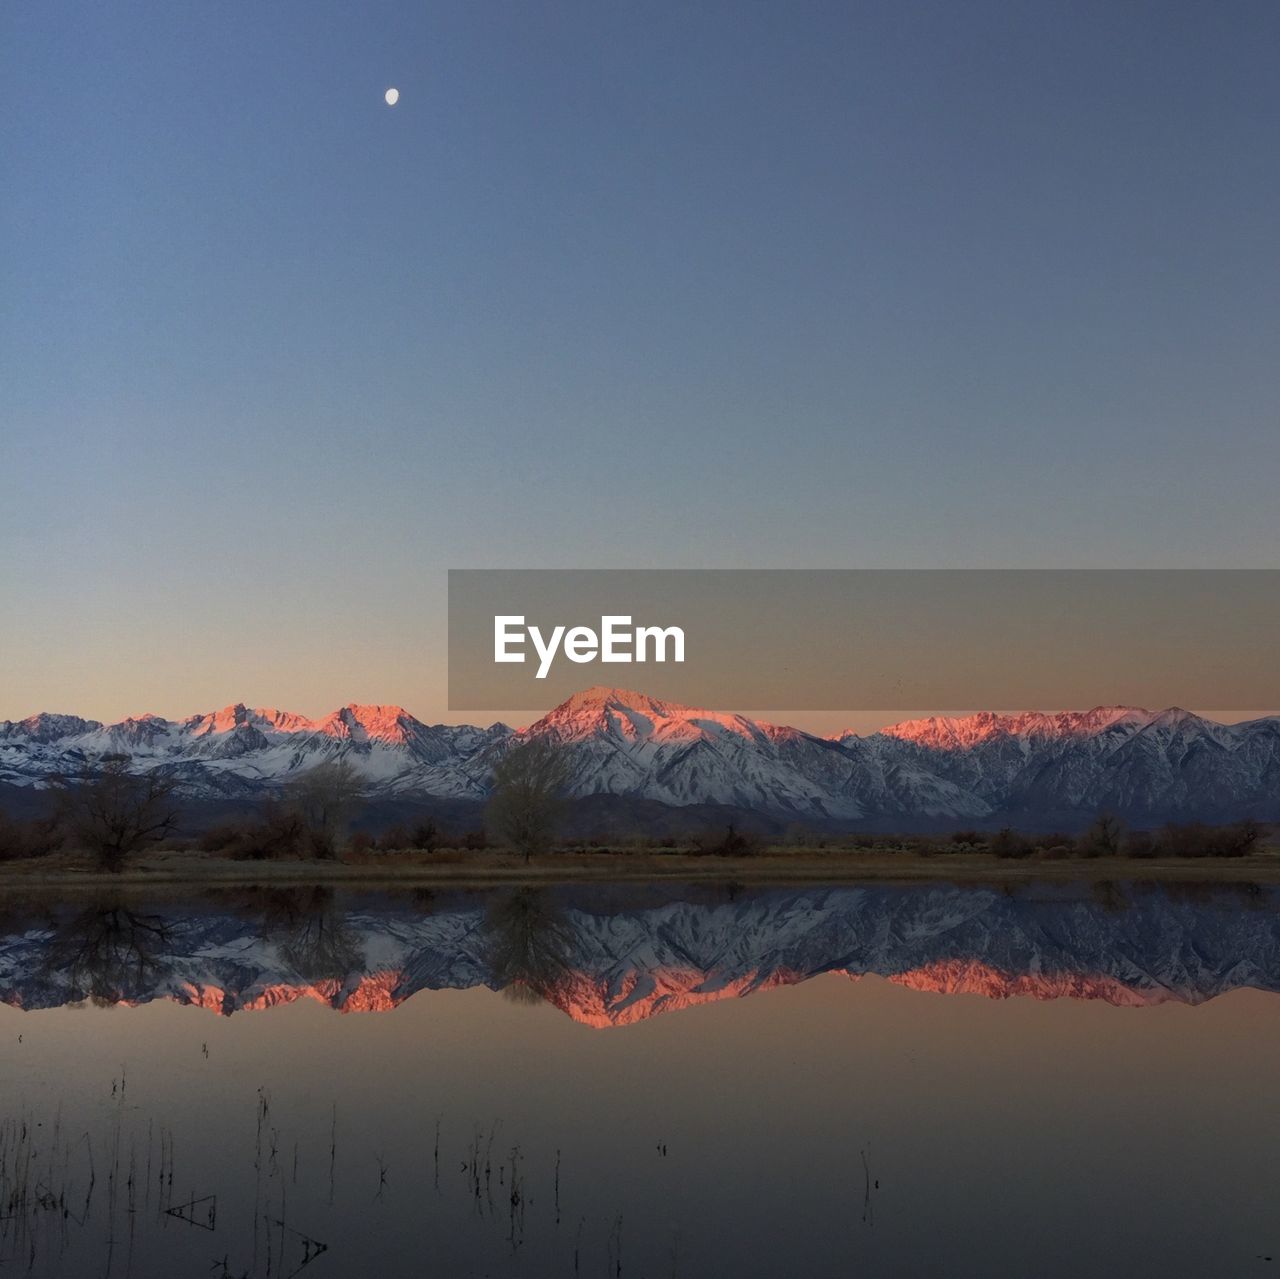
[3, 1, 1278, 729]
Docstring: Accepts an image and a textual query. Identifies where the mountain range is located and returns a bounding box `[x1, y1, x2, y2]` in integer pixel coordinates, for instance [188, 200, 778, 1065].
[4, 882, 1278, 1024]
[2, 686, 1278, 829]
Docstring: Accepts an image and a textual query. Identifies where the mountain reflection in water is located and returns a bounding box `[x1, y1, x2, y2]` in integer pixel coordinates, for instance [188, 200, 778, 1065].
[1, 879, 1278, 1279]
[1, 879, 1276, 1023]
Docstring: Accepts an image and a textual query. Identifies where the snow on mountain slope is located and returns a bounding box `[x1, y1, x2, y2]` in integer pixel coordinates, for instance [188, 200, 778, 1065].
[852, 705, 1280, 818]
[0, 713, 103, 743]
[0, 702, 508, 801]
[3, 883, 1278, 1024]
[873, 706, 1159, 750]
[1, 689, 1277, 821]
[520, 686, 871, 817]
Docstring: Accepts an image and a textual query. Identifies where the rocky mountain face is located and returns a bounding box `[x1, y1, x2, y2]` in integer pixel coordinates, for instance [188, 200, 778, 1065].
[2, 687, 1277, 826]
[1, 882, 1276, 1025]
[0, 704, 511, 802]
[854, 705, 1280, 823]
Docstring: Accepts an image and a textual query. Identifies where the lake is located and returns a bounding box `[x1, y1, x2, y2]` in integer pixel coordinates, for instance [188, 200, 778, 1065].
[0, 879, 1277, 1277]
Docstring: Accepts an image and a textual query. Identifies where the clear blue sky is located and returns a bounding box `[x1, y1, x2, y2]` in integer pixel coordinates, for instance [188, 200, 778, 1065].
[3, 1, 1278, 725]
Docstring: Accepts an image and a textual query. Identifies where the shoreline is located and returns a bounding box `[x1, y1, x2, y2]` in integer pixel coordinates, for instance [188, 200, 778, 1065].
[0, 847, 1277, 894]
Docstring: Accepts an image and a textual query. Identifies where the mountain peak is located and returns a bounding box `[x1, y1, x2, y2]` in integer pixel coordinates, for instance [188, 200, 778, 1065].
[531, 687, 673, 742]
[1142, 707, 1217, 736]
[873, 706, 1160, 749]
[1, 712, 103, 743]
[186, 704, 316, 736]
[318, 704, 422, 745]
[538, 685, 707, 724]
[1, 690, 1275, 826]
[526, 687, 780, 758]
[563, 685, 664, 708]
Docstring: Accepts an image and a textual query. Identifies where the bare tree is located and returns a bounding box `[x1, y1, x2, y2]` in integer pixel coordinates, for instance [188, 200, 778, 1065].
[1079, 812, 1125, 858]
[53, 756, 180, 873]
[486, 738, 572, 862]
[284, 758, 365, 858]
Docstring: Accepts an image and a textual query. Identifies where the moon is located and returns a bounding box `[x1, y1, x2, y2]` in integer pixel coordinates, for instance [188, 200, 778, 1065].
[384, 87, 400, 106]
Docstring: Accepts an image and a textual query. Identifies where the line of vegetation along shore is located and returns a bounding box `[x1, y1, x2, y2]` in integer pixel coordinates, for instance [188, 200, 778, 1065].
[0, 843, 1278, 895]
[1, 743, 1272, 888]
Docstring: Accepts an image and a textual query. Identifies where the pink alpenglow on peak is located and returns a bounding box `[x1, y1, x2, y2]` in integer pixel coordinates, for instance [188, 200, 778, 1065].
[865, 706, 1164, 749]
[185, 704, 320, 738]
[316, 705, 422, 746]
[529, 685, 769, 744]
[7, 713, 103, 742]
[1, 689, 1277, 822]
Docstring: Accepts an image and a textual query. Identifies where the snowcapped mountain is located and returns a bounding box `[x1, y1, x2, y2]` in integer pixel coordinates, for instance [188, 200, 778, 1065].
[528, 687, 991, 820]
[528, 687, 867, 817]
[851, 705, 1280, 822]
[2, 882, 1278, 1024]
[0, 703, 510, 802]
[2, 688, 1278, 825]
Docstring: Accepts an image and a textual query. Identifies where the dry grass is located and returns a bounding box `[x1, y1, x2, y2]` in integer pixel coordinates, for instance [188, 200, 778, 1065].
[0, 840, 1278, 894]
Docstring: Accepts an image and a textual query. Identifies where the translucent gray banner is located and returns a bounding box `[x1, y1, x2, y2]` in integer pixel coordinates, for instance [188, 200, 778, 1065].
[447, 569, 1279, 712]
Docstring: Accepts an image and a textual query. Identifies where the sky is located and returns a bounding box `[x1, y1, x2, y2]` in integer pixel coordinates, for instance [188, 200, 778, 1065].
[3, 0, 1278, 730]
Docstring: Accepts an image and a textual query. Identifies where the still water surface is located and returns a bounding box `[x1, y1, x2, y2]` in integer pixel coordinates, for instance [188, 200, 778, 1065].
[0, 879, 1277, 1277]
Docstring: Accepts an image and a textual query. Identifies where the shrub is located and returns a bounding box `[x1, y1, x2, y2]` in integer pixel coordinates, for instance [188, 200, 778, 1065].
[1077, 813, 1125, 859]
[410, 820, 439, 852]
[348, 830, 376, 856]
[206, 804, 308, 861]
[989, 827, 1033, 859]
[378, 825, 411, 851]
[197, 824, 243, 854]
[0, 811, 62, 861]
[697, 823, 762, 857]
[1125, 830, 1157, 859]
[1158, 820, 1264, 858]
[1039, 833, 1074, 852]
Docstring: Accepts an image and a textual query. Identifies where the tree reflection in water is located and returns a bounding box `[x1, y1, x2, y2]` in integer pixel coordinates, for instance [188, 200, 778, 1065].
[43, 900, 173, 1007]
[276, 887, 363, 982]
[218, 886, 365, 982]
[483, 887, 575, 1006]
